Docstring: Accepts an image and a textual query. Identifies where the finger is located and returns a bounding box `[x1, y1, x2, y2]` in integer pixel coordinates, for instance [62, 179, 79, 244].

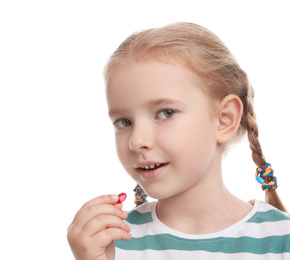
[73, 204, 127, 230]
[92, 228, 131, 249]
[114, 203, 123, 210]
[83, 215, 131, 237]
[71, 194, 119, 225]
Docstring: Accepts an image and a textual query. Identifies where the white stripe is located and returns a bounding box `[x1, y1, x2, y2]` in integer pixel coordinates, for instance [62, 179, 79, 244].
[116, 248, 290, 260]
[256, 201, 290, 217]
[127, 218, 290, 239]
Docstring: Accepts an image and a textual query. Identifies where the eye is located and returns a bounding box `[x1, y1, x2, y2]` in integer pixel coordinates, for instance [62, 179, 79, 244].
[114, 118, 132, 129]
[156, 109, 175, 119]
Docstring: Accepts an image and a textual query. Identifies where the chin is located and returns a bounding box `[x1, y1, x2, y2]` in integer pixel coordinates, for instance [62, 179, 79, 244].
[141, 182, 173, 201]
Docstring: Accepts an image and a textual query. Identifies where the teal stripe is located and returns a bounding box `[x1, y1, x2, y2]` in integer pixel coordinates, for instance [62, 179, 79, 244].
[116, 234, 290, 254]
[126, 211, 153, 225]
[247, 209, 290, 223]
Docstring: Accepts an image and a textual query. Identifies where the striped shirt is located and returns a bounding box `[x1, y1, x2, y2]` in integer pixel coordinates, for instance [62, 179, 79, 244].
[115, 200, 290, 259]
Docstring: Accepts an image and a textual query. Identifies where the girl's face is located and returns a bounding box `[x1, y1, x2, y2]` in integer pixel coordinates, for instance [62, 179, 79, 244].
[106, 60, 221, 200]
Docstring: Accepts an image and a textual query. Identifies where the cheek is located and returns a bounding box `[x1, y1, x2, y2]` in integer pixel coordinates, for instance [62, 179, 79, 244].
[158, 113, 217, 163]
[187, 120, 217, 171]
[115, 135, 130, 165]
[115, 134, 139, 181]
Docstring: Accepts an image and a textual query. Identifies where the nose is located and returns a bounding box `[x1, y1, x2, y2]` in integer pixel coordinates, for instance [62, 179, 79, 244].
[129, 124, 154, 153]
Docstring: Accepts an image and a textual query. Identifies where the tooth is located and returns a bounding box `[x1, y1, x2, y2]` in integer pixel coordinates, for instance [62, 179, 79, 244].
[156, 164, 160, 166]
[145, 166, 150, 169]
[150, 164, 155, 169]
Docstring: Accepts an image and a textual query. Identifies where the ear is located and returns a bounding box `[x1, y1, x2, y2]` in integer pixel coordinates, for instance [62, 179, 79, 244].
[216, 94, 243, 144]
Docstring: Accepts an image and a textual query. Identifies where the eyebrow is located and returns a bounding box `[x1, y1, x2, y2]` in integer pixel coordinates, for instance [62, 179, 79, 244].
[108, 98, 183, 118]
[147, 98, 183, 106]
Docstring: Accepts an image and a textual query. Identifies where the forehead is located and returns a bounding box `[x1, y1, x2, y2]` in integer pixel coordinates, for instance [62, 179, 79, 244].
[105, 60, 216, 120]
[106, 60, 203, 99]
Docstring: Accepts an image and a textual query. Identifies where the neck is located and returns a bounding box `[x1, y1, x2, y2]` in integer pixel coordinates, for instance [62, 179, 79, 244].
[156, 162, 252, 234]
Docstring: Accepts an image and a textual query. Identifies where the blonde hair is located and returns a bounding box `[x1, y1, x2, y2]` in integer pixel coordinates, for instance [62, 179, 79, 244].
[104, 22, 286, 212]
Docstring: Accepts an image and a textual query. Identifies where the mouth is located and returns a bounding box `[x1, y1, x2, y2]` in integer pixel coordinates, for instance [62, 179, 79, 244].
[136, 162, 169, 179]
[138, 163, 168, 172]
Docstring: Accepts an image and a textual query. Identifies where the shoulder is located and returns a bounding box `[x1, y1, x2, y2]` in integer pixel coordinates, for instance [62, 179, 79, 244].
[241, 200, 290, 249]
[247, 200, 290, 224]
[125, 202, 155, 225]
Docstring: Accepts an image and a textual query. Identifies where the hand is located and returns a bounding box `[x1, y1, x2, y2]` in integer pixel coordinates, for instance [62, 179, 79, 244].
[67, 194, 131, 260]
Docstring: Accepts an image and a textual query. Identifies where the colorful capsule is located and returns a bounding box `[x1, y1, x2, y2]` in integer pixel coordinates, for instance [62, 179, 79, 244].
[117, 193, 127, 203]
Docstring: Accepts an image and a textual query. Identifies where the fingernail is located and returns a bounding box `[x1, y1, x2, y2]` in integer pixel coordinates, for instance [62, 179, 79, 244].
[111, 194, 119, 201]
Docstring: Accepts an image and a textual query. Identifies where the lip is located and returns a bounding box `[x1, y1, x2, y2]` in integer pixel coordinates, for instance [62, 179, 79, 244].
[136, 162, 169, 180]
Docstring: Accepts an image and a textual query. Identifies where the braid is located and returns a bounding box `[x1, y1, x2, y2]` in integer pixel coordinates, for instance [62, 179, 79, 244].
[133, 184, 148, 207]
[243, 85, 287, 212]
[245, 110, 266, 166]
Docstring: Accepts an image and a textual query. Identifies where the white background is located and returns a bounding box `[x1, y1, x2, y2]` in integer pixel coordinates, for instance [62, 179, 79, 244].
[0, 0, 289, 259]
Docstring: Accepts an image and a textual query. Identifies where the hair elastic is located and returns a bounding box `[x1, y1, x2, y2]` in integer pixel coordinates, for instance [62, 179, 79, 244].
[134, 184, 148, 207]
[255, 163, 278, 191]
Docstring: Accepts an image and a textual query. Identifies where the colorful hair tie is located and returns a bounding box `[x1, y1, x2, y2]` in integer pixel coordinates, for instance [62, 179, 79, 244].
[255, 163, 278, 191]
[133, 184, 148, 207]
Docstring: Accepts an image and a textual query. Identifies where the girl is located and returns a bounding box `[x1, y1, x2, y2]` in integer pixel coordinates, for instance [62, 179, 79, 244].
[67, 22, 290, 259]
